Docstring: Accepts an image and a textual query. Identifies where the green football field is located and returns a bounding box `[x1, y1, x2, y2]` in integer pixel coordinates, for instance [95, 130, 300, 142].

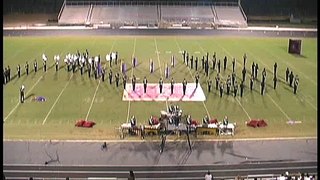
[3, 36, 317, 140]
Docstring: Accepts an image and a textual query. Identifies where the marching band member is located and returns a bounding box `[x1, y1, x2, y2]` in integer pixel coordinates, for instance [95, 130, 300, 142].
[130, 116, 136, 127]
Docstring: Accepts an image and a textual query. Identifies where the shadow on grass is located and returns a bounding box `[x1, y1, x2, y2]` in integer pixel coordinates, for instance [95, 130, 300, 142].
[290, 54, 307, 58]
[25, 93, 35, 100]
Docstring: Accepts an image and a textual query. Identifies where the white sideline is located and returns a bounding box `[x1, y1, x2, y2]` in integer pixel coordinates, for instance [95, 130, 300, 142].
[4, 76, 43, 122]
[42, 75, 73, 125]
[195, 41, 252, 120]
[85, 41, 116, 121]
[126, 38, 136, 123]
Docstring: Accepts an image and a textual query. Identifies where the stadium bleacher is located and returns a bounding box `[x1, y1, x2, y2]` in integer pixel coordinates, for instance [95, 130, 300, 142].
[91, 5, 158, 25]
[214, 5, 247, 27]
[58, 0, 248, 28]
[160, 5, 215, 23]
[59, 5, 90, 24]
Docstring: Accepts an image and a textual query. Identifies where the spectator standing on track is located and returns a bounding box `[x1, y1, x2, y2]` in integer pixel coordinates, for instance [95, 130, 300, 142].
[143, 76, 147, 93]
[159, 77, 163, 94]
[101, 142, 107, 151]
[205, 170, 213, 180]
[182, 78, 187, 95]
[128, 171, 135, 180]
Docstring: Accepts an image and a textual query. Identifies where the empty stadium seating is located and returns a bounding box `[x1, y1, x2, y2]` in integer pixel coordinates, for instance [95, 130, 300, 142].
[59, 5, 90, 24]
[91, 5, 158, 25]
[160, 5, 214, 23]
[58, 1, 248, 28]
[214, 5, 247, 27]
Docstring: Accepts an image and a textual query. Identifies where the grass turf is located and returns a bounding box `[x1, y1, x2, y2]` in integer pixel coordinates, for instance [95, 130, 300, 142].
[3, 36, 317, 140]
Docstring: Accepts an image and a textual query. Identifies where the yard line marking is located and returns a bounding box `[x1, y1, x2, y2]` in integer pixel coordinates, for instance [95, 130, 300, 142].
[126, 38, 136, 123]
[235, 98, 252, 120]
[196, 41, 252, 120]
[249, 43, 317, 110]
[197, 42, 251, 120]
[154, 38, 163, 77]
[4, 41, 56, 123]
[267, 94, 291, 120]
[241, 41, 316, 86]
[42, 75, 73, 125]
[4, 75, 43, 122]
[215, 41, 295, 120]
[231, 43, 314, 116]
[304, 98, 317, 111]
[174, 38, 211, 119]
[85, 40, 116, 121]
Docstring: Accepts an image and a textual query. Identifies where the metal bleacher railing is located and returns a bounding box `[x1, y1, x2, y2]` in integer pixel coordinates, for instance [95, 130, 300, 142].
[64, 0, 238, 7]
[59, 0, 247, 27]
[57, 0, 66, 20]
